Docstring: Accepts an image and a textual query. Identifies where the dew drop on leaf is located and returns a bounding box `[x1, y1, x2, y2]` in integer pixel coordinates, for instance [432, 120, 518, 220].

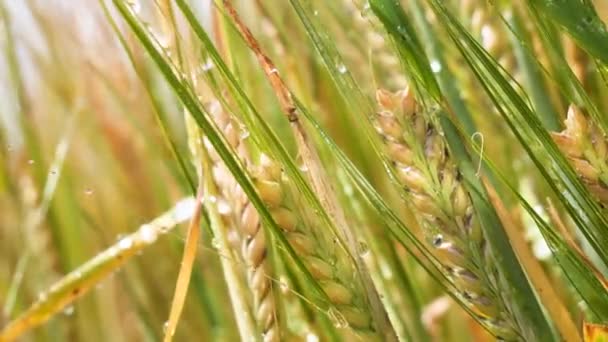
[306, 332, 320, 342]
[174, 197, 197, 221]
[430, 59, 442, 73]
[201, 58, 214, 72]
[118, 237, 133, 250]
[327, 307, 348, 328]
[63, 305, 74, 316]
[357, 240, 370, 257]
[139, 224, 158, 244]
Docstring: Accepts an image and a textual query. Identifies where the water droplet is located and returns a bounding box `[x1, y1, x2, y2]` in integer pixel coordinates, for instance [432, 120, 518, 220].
[279, 277, 289, 292]
[380, 260, 393, 279]
[306, 332, 320, 342]
[118, 237, 133, 250]
[217, 199, 232, 215]
[208, 100, 222, 116]
[211, 237, 221, 249]
[173, 197, 197, 221]
[202, 58, 214, 72]
[432, 234, 443, 247]
[430, 59, 442, 73]
[357, 241, 370, 257]
[327, 307, 348, 328]
[108, 247, 119, 257]
[337, 63, 347, 74]
[84, 188, 94, 195]
[27, 159, 34, 165]
[139, 224, 158, 244]
[63, 305, 74, 316]
[313, 10, 319, 16]
[240, 130, 250, 139]
[162, 321, 169, 333]
[269, 67, 279, 74]
[346, 186, 357, 197]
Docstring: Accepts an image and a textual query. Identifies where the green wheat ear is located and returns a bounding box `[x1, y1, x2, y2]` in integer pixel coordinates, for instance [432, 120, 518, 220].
[374, 87, 521, 340]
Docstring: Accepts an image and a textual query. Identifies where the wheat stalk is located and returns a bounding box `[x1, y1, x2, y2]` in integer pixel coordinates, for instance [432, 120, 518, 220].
[374, 87, 522, 339]
[202, 101, 279, 342]
[552, 105, 608, 207]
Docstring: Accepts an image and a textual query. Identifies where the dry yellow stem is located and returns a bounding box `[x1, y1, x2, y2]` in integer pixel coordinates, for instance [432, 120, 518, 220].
[0, 198, 198, 342]
[163, 186, 204, 342]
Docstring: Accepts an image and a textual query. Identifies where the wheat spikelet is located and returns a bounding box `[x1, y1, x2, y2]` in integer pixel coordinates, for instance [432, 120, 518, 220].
[251, 154, 378, 337]
[203, 101, 279, 342]
[551, 105, 608, 207]
[374, 88, 520, 340]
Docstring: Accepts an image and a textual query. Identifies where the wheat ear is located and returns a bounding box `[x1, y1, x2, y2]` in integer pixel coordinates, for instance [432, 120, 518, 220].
[374, 88, 521, 339]
[551, 105, 608, 207]
[251, 154, 378, 338]
[203, 101, 279, 342]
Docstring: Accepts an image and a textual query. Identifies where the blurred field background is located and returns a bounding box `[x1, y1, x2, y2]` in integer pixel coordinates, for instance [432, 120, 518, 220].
[0, 1, 231, 341]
